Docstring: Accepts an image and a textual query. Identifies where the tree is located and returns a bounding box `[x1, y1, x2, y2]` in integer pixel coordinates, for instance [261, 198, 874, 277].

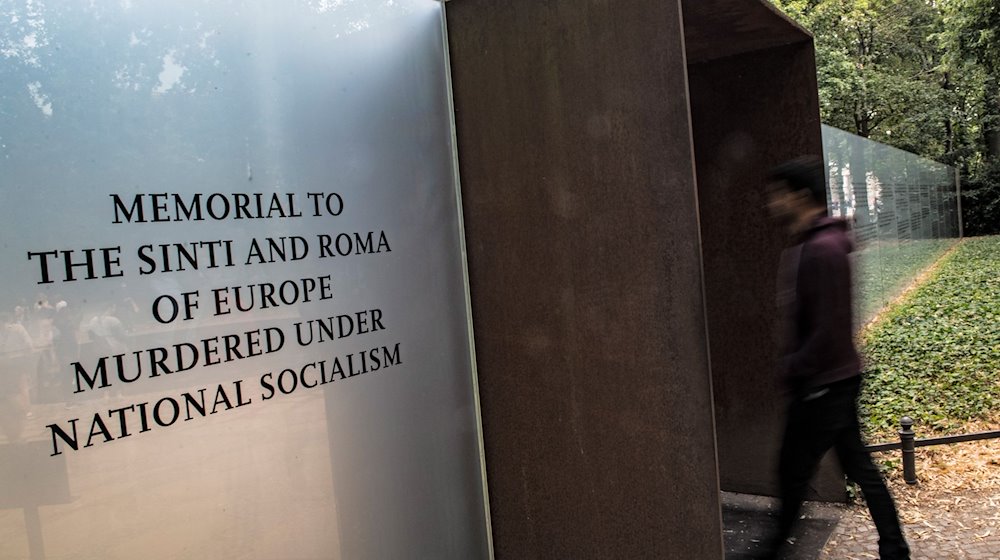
[770, 1, 950, 155]
[939, 0, 1000, 234]
[942, 0, 1000, 162]
[770, 0, 1000, 234]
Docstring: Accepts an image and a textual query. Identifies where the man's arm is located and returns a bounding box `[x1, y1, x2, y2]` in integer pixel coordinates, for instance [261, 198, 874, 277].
[783, 238, 853, 388]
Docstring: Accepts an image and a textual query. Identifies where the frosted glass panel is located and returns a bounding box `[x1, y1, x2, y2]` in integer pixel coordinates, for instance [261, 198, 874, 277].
[0, 1, 490, 558]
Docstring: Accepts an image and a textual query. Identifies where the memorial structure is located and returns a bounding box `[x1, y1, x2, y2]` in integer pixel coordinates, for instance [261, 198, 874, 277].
[683, 2, 845, 501]
[447, 0, 836, 558]
[1, 0, 830, 558]
[1, 2, 490, 558]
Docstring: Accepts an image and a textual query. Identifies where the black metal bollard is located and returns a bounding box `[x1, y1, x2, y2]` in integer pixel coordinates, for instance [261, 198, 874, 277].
[899, 416, 917, 484]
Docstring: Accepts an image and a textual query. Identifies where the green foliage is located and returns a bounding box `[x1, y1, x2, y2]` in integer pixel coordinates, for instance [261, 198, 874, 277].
[769, 0, 1000, 266]
[768, 0, 1000, 168]
[859, 236, 1000, 439]
[939, 0, 1000, 163]
[961, 160, 1000, 235]
[770, 0, 953, 156]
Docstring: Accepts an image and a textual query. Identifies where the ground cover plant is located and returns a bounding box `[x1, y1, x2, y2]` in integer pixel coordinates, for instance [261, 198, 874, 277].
[859, 235, 1000, 441]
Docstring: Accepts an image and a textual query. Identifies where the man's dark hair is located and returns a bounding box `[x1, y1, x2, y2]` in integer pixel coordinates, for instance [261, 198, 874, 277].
[768, 156, 828, 208]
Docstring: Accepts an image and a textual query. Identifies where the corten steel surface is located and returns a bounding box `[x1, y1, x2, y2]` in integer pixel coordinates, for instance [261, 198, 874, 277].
[685, 38, 844, 501]
[681, 0, 812, 64]
[447, 0, 723, 558]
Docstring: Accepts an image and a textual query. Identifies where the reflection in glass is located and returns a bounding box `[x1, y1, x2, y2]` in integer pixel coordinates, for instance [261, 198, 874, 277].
[822, 125, 960, 326]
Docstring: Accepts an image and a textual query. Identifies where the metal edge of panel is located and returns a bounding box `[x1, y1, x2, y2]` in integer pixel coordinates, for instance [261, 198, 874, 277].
[437, 1, 496, 558]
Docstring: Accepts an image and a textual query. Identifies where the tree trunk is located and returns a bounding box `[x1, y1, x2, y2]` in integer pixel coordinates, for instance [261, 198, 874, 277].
[988, 129, 1000, 160]
[985, 77, 1000, 161]
[943, 73, 955, 163]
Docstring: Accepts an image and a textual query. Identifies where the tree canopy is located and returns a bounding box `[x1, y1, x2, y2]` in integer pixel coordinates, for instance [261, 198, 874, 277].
[768, 0, 1000, 234]
[769, 0, 1000, 166]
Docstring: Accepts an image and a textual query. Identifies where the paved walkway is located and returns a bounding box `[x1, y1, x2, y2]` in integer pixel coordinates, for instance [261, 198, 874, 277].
[723, 488, 1000, 559]
[820, 488, 1000, 560]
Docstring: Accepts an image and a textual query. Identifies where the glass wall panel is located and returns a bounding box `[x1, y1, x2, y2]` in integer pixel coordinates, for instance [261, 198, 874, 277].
[822, 125, 960, 326]
[0, 1, 491, 558]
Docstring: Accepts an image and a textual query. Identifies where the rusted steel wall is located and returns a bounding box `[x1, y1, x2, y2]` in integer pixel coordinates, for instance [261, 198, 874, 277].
[446, 0, 724, 557]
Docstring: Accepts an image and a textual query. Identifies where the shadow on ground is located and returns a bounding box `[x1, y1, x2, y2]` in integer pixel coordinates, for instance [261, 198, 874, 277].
[723, 492, 844, 560]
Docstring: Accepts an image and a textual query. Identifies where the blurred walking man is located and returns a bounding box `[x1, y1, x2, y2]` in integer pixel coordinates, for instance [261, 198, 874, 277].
[760, 157, 910, 560]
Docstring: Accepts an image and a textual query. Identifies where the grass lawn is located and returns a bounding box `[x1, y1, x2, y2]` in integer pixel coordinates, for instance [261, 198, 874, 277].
[859, 235, 1000, 441]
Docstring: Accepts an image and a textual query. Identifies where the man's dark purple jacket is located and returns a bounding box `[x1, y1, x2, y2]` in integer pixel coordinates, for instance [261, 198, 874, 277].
[778, 216, 862, 392]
